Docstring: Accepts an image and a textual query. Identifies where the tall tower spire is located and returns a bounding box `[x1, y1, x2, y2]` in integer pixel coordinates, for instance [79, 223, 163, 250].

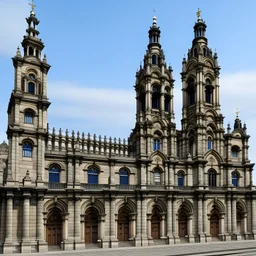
[179, 10, 223, 160]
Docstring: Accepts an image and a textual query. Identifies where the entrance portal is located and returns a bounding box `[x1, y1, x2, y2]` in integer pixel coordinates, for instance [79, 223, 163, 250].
[46, 210, 62, 246]
[85, 208, 98, 243]
[178, 212, 188, 237]
[118, 210, 129, 241]
[210, 213, 219, 237]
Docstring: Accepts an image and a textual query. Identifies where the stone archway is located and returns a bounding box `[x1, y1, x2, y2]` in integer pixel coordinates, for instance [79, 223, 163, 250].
[151, 207, 161, 239]
[210, 209, 219, 237]
[84, 208, 99, 244]
[46, 208, 63, 246]
[118, 209, 129, 241]
[178, 210, 188, 238]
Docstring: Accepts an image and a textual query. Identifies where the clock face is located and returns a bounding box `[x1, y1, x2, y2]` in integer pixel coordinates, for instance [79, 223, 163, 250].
[29, 74, 36, 80]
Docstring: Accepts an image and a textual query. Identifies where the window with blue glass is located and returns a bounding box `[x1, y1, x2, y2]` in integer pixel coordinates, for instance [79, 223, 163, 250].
[28, 82, 35, 94]
[23, 142, 32, 157]
[120, 169, 129, 185]
[154, 169, 161, 185]
[232, 173, 238, 187]
[153, 138, 160, 151]
[231, 146, 239, 158]
[208, 137, 212, 150]
[49, 164, 61, 183]
[88, 168, 99, 184]
[178, 172, 184, 186]
[24, 111, 34, 124]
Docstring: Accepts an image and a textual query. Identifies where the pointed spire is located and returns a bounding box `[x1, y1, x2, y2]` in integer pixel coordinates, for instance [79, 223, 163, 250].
[148, 15, 161, 49]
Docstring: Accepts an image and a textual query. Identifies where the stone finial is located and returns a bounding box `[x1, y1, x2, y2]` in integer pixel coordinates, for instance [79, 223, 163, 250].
[16, 46, 22, 57]
[66, 129, 69, 137]
[43, 54, 47, 63]
[59, 128, 62, 136]
[187, 153, 192, 162]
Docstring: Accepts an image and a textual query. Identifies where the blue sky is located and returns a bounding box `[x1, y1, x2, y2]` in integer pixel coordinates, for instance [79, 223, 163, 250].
[1, 0, 256, 180]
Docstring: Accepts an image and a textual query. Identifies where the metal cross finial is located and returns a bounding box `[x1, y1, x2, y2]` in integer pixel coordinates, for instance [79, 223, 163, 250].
[29, 0, 36, 14]
[236, 108, 240, 118]
[196, 8, 201, 20]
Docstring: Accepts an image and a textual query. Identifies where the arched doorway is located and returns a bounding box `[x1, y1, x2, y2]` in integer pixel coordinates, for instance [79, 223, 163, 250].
[118, 209, 129, 241]
[178, 211, 188, 238]
[85, 208, 98, 243]
[46, 209, 62, 246]
[210, 210, 219, 237]
[151, 207, 161, 239]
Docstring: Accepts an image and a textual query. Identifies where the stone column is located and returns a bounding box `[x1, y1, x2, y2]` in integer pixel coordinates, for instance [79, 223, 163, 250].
[252, 198, 256, 238]
[74, 198, 83, 249]
[232, 197, 237, 234]
[147, 214, 152, 238]
[172, 197, 178, 242]
[135, 196, 141, 246]
[67, 159, 73, 187]
[21, 193, 31, 253]
[74, 161, 81, 187]
[227, 196, 232, 234]
[167, 196, 173, 243]
[160, 214, 166, 238]
[5, 193, 13, 243]
[203, 199, 209, 235]
[198, 197, 204, 242]
[65, 198, 74, 250]
[3, 192, 14, 254]
[141, 196, 148, 245]
[102, 199, 110, 248]
[37, 196, 45, 243]
[110, 196, 118, 247]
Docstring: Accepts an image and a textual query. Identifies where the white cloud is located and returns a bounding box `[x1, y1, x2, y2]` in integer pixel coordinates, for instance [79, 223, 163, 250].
[0, 0, 28, 56]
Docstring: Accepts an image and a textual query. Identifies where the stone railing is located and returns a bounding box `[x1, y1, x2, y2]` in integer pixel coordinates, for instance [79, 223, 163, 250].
[46, 127, 129, 157]
[47, 182, 67, 190]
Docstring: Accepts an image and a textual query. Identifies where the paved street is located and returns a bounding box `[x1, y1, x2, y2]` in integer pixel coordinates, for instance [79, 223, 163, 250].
[10, 240, 256, 256]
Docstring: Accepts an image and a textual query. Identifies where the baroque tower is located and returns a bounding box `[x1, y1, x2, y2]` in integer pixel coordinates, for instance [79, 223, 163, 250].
[7, 7, 50, 185]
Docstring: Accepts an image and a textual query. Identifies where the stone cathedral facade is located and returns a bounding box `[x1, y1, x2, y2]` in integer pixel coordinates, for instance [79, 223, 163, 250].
[0, 7, 255, 254]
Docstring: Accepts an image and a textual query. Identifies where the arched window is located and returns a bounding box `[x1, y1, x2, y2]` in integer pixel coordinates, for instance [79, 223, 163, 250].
[23, 142, 32, 157]
[140, 89, 146, 111]
[232, 172, 239, 187]
[152, 86, 160, 109]
[88, 167, 99, 184]
[154, 169, 161, 185]
[203, 48, 207, 57]
[187, 79, 195, 105]
[120, 169, 129, 185]
[164, 95, 170, 112]
[208, 169, 216, 187]
[49, 164, 61, 183]
[205, 79, 213, 104]
[153, 138, 161, 151]
[152, 55, 157, 65]
[193, 48, 198, 57]
[178, 172, 184, 187]
[29, 47, 34, 56]
[24, 110, 34, 124]
[231, 146, 239, 158]
[207, 137, 212, 150]
[28, 82, 35, 94]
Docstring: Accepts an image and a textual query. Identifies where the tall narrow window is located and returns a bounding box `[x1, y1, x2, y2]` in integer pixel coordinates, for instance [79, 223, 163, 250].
[231, 146, 239, 158]
[154, 169, 161, 185]
[28, 82, 35, 94]
[152, 86, 160, 109]
[178, 172, 184, 187]
[153, 138, 161, 151]
[187, 79, 195, 105]
[24, 111, 34, 124]
[140, 90, 146, 111]
[208, 137, 212, 150]
[23, 142, 32, 157]
[120, 169, 129, 185]
[164, 95, 170, 112]
[232, 173, 238, 187]
[152, 55, 157, 65]
[208, 169, 216, 187]
[49, 164, 61, 183]
[205, 79, 213, 104]
[88, 168, 99, 184]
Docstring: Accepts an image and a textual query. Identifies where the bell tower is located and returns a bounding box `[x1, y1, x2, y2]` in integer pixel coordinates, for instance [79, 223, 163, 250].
[130, 16, 176, 160]
[179, 9, 224, 160]
[6, 5, 50, 185]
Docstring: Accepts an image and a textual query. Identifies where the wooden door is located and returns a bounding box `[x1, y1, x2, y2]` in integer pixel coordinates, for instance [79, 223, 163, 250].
[118, 211, 129, 241]
[178, 213, 187, 237]
[46, 211, 62, 246]
[151, 215, 160, 239]
[85, 210, 98, 243]
[210, 214, 219, 237]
